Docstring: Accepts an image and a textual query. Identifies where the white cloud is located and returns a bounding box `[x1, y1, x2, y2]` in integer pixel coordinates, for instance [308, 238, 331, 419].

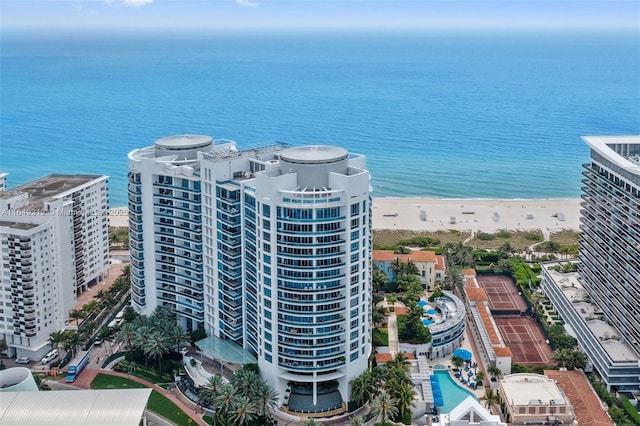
[123, 0, 154, 6]
[236, 0, 260, 7]
[105, 0, 154, 7]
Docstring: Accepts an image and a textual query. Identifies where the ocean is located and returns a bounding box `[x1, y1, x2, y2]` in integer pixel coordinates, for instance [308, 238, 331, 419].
[1, 29, 639, 207]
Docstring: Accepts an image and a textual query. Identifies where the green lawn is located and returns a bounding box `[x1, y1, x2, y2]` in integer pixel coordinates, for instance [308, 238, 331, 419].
[91, 373, 194, 426]
[373, 328, 389, 346]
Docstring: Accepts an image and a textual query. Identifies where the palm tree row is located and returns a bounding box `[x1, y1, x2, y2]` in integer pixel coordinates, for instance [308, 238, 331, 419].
[198, 366, 278, 426]
[48, 329, 81, 357]
[117, 306, 187, 375]
[552, 348, 588, 370]
[350, 353, 416, 424]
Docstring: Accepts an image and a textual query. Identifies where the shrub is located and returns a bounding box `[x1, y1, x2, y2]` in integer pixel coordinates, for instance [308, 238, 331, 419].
[190, 328, 206, 345]
[477, 232, 496, 241]
[496, 230, 511, 239]
[524, 232, 543, 241]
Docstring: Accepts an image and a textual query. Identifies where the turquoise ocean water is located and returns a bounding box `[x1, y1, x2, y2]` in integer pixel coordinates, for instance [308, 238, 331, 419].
[1, 29, 639, 207]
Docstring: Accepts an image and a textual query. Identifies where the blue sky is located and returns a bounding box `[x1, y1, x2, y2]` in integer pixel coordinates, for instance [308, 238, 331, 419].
[1, 1, 638, 30]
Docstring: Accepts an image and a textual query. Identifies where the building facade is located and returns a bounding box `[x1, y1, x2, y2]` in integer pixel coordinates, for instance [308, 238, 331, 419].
[0, 174, 110, 359]
[129, 136, 372, 414]
[498, 373, 576, 425]
[577, 135, 640, 391]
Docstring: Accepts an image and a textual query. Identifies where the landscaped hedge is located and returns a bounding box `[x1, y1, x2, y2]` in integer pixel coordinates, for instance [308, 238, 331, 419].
[622, 396, 640, 424]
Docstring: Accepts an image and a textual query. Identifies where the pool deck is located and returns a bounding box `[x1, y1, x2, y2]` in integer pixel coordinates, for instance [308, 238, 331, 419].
[427, 324, 487, 401]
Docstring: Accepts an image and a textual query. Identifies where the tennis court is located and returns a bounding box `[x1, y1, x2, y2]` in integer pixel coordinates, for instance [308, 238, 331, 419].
[494, 316, 553, 365]
[476, 274, 527, 313]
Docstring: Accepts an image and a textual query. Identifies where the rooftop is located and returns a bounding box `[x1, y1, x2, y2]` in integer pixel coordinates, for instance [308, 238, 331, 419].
[583, 135, 640, 174]
[544, 369, 613, 426]
[280, 145, 348, 164]
[372, 249, 437, 263]
[0, 221, 40, 231]
[0, 389, 152, 426]
[0, 174, 105, 210]
[545, 265, 640, 362]
[500, 373, 565, 406]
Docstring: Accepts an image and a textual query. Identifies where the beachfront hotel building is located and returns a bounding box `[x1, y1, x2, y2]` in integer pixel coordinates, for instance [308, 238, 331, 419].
[128, 135, 372, 414]
[0, 174, 110, 360]
[0, 172, 7, 191]
[541, 135, 640, 393]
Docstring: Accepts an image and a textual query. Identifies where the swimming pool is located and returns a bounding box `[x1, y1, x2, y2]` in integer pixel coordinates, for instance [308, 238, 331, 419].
[432, 368, 478, 413]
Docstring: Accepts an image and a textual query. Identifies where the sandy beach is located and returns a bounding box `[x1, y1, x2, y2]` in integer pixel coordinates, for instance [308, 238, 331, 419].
[372, 198, 581, 233]
[110, 197, 582, 233]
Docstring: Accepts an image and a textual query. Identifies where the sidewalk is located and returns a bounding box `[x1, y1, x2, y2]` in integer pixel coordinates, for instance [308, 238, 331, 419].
[61, 368, 208, 426]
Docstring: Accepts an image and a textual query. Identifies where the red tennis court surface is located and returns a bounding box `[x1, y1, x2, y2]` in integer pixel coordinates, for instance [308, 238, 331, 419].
[494, 316, 554, 365]
[476, 275, 527, 313]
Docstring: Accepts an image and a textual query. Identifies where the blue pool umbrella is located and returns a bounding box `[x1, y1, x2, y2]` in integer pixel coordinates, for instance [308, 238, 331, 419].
[422, 319, 433, 326]
[426, 309, 437, 315]
[453, 348, 472, 361]
[417, 300, 428, 307]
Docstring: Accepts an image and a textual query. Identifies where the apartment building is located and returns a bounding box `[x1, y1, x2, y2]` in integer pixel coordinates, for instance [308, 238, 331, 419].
[0, 174, 110, 359]
[128, 135, 372, 414]
[541, 135, 640, 393]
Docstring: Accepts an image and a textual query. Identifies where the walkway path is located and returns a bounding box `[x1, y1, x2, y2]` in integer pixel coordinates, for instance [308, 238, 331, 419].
[387, 312, 399, 356]
[48, 368, 208, 426]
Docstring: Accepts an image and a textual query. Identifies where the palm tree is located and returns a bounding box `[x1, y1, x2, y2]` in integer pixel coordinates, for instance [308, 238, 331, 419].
[395, 383, 416, 418]
[118, 322, 137, 362]
[133, 325, 152, 367]
[48, 330, 66, 351]
[372, 266, 388, 293]
[475, 371, 485, 384]
[63, 330, 80, 357]
[199, 374, 225, 408]
[69, 308, 85, 328]
[350, 373, 372, 406]
[372, 305, 386, 328]
[487, 365, 502, 381]
[480, 389, 501, 410]
[300, 419, 320, 426]
[255, 382, 279, 418]
[370, 391, 398, 424]
[232, 368, 261, 398]
[387, 352, 410, 370]
[214, 384, 237, 417]
[228, 395, 257, 426]
[451, 355, 464, 370]
[347, 417, 364, 426]
[144, 331, 170, 376]
[569, 350, 588, 370]
[83, 300, 99, 317]
[169, 324, 188, 353]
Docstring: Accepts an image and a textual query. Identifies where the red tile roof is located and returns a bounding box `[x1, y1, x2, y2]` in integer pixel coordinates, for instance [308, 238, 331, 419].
[466, 277, 479, 288]
[372, 250, 437, 264]
[466, 287, 489, 302]
[435, 255, 445, 271]
[375, 353, 393, 363]
[461, 269, 477, 276]
[494, 346, 513, 357]
[544, 370, 613, 426]
[478, 304, 501, 345]
[373, 250, 397, 262]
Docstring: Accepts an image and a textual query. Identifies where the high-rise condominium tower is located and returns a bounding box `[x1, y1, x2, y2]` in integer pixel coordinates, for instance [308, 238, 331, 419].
[128, 136, 372, 413]
[579, 136, 640, 388]
[0, 174, 110, 359]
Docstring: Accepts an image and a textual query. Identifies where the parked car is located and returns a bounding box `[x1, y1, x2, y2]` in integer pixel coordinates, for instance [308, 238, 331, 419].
[41, 349, 58, 364]
[93, 339, 103, 346]
[16, 356, 31, 364]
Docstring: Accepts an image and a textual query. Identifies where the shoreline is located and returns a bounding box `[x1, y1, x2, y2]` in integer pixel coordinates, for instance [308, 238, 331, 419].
[109, 197, 582, 232]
